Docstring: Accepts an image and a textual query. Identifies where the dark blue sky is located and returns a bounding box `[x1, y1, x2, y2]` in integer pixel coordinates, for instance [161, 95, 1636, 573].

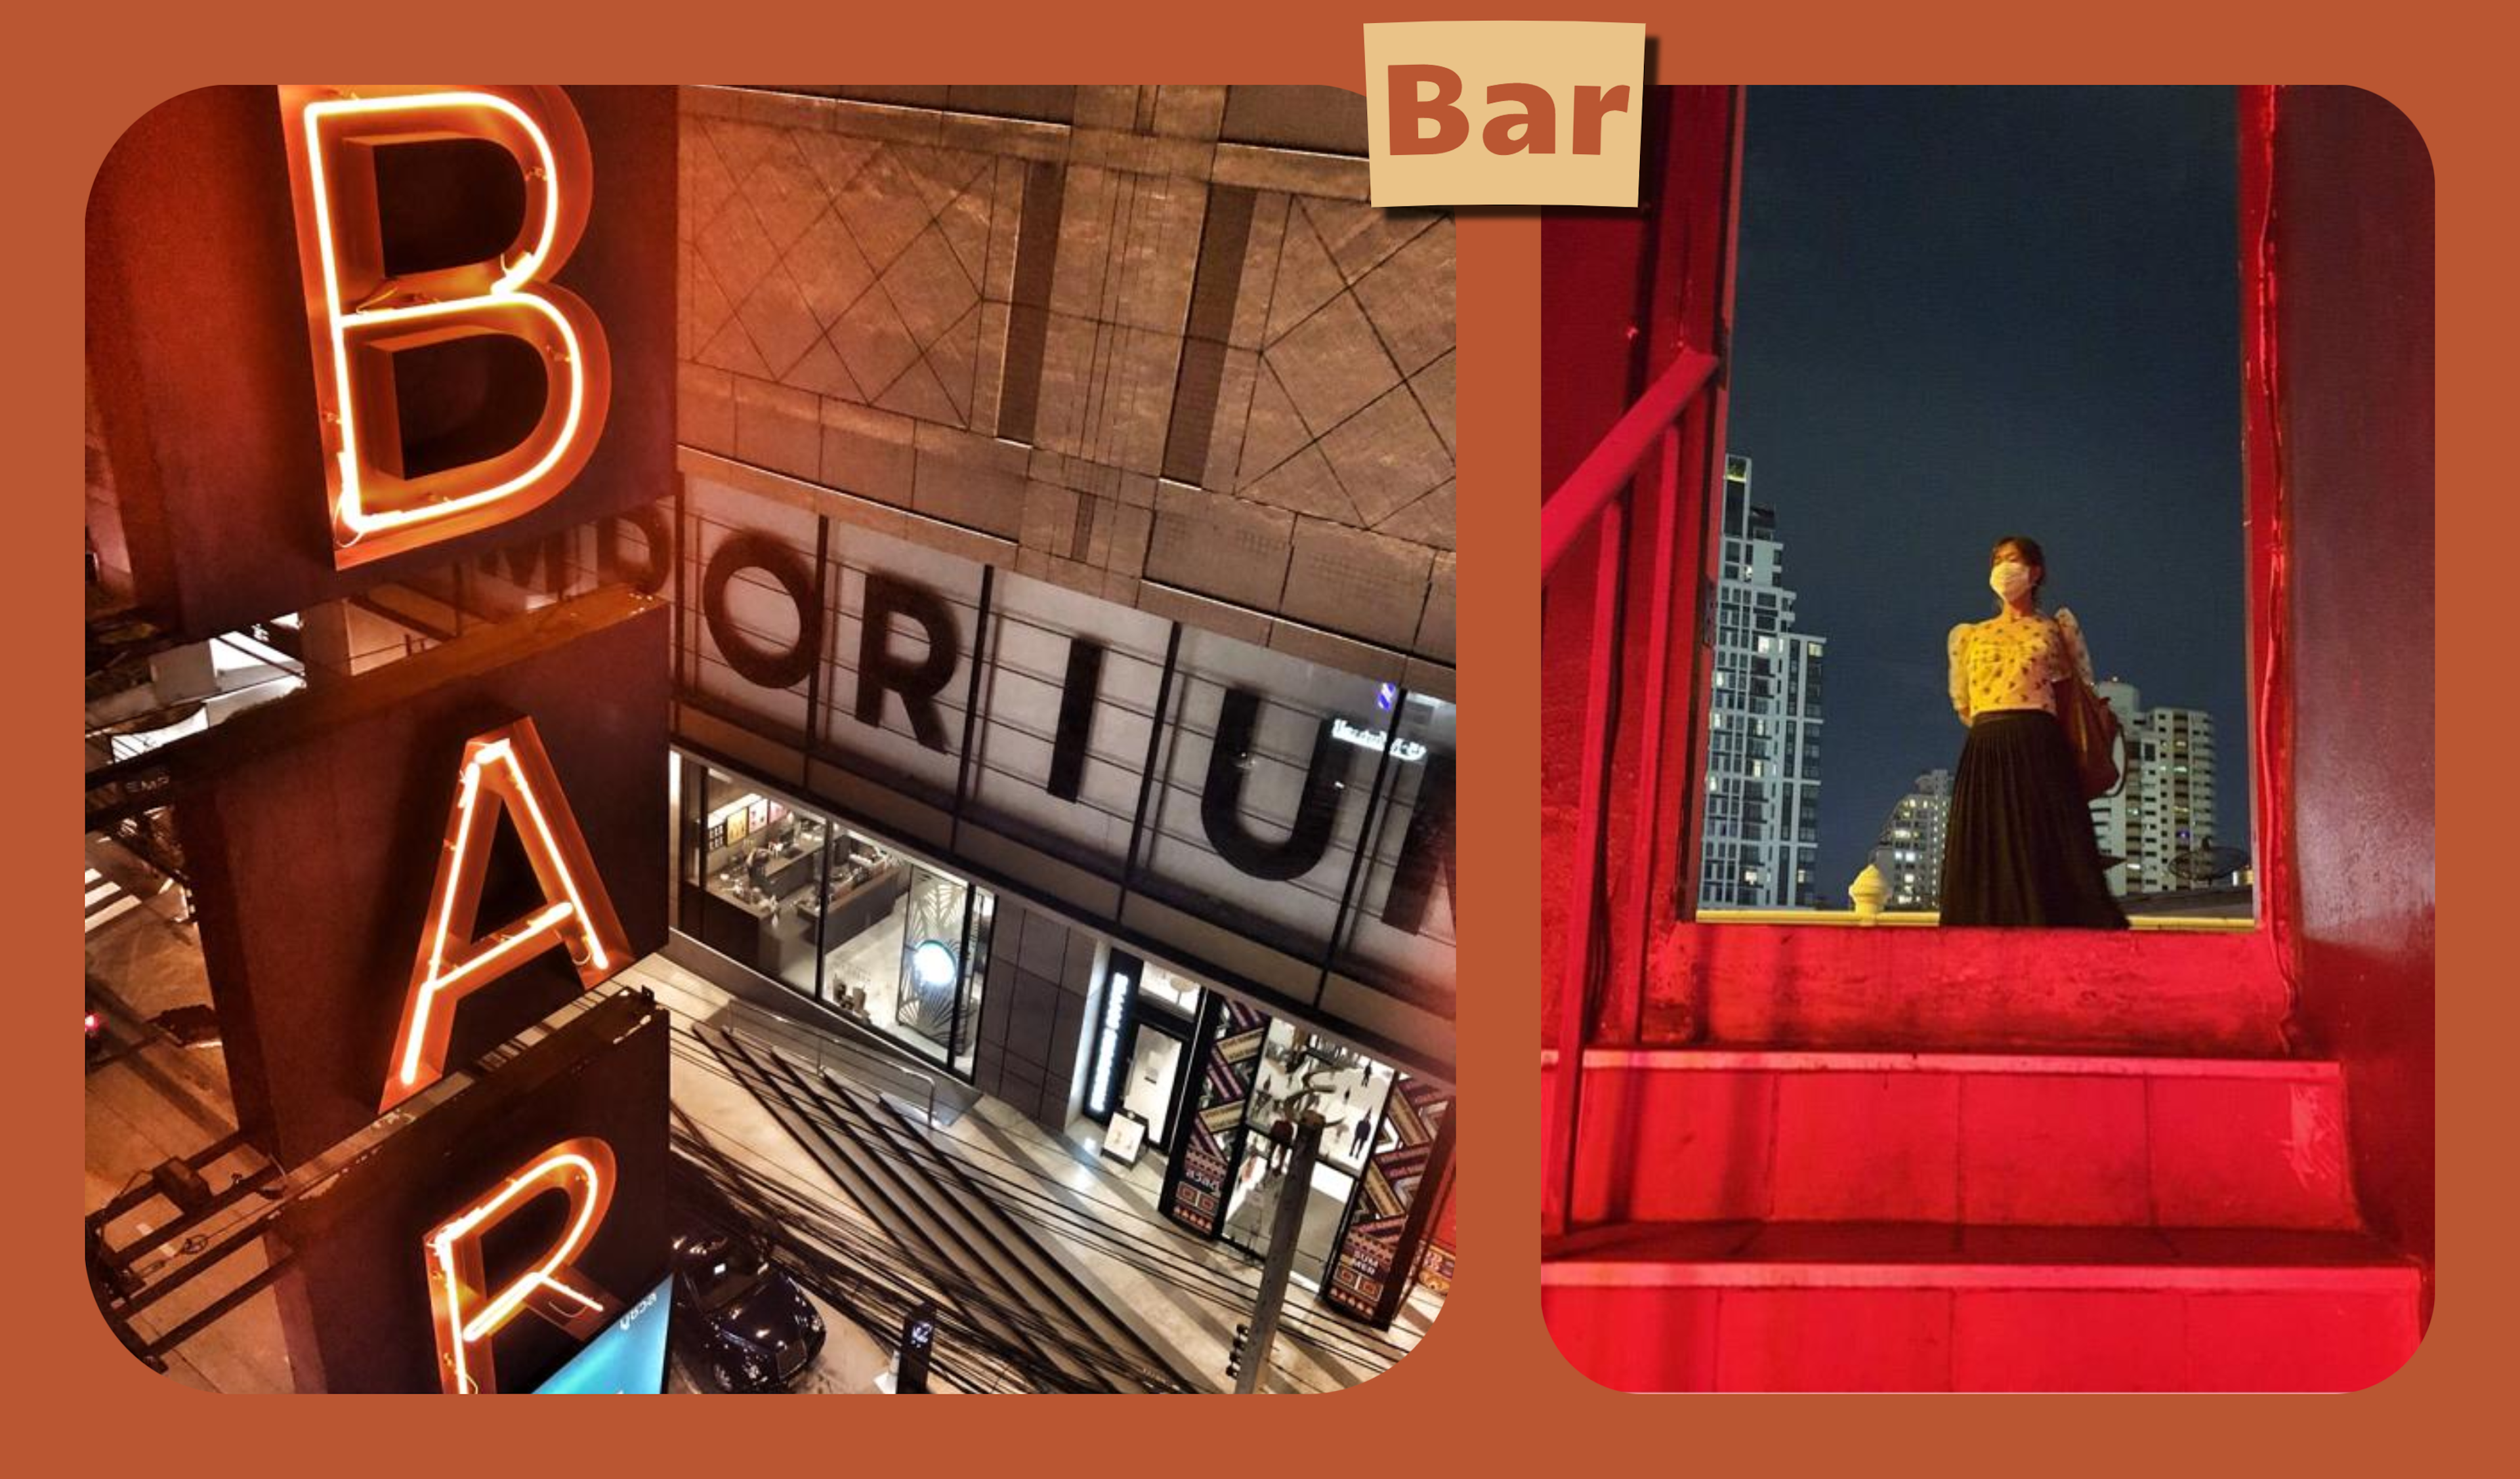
[1724, 86, 2251, 900]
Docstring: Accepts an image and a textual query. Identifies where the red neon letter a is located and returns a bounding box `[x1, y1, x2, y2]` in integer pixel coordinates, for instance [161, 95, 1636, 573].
[380, 717, 629, 1112]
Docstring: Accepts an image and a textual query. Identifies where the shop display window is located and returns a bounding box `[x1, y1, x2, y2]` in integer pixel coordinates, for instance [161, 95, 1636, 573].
[1220, 1020, 1396, 1280]
[820, 850, 975, 1062]
[1118, 1025, 1183, 1146]
[952, 888, 994, 1077]
[690, 771, 825, 999]
[1118, 965, 1198, 1152]
[677, 756, 992, 1074]
[1137, 964, 1200, 1017]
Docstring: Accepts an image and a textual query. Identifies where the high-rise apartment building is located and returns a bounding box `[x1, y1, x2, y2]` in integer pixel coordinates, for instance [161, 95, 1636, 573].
[2090, 679, 2219, 896]
[1868, 768, 1953, 909]
[1700, 455, 1826, 908]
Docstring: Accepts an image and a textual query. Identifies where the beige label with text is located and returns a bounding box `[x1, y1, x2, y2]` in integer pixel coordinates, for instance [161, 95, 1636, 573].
[1362, 20, 1646, 207]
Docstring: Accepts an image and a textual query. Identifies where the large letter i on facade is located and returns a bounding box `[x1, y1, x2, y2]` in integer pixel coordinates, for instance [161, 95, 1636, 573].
[425, 1136, 619, 1394]
[279, 85, 610, 568]
[381, 717, 629, 1112]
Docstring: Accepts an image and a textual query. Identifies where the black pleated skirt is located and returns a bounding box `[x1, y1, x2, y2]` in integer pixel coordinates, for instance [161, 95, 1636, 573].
[1938, 708, 2130, 929]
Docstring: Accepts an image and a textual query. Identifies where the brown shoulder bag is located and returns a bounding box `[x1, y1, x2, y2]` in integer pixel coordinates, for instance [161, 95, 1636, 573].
[2054, 663, 2124, 801]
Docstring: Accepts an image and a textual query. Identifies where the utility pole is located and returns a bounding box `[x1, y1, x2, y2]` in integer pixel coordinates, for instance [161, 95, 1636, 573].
[1233, 1108, 1323, 1393]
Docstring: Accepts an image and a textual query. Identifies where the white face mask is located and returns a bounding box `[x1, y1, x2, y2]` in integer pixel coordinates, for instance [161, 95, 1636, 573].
[1989, 559, 2034, 602]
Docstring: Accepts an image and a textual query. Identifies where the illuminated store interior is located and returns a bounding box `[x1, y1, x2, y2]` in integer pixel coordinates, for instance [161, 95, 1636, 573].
[1080, 950, 1408, 1285]
[681, 757, 994, 1074]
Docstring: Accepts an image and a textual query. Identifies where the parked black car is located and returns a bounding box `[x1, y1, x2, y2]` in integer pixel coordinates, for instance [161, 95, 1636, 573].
[671, 1232, 824, 1391]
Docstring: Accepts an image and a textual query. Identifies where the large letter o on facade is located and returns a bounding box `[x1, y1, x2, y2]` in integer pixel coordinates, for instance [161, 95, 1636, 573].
[701, 531, 821, 690]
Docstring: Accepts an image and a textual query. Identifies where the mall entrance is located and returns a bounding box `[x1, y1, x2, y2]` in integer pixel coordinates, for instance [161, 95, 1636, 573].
[1217, 1022, 1395, 1281]
[1082, 951, 1203, 1166]
[677, 749, 1456, 1329]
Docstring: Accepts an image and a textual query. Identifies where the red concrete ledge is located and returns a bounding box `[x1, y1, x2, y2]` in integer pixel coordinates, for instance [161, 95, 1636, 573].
[1647, 921, 2292, 1056]
[1544, 1050, 2358, 1230]
[1541, 1222, 2416, 1293]
[1546, 1047, 2334, 1079]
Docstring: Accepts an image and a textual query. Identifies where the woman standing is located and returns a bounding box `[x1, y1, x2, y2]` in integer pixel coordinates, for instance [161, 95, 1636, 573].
[1938, 537, 2130, 928]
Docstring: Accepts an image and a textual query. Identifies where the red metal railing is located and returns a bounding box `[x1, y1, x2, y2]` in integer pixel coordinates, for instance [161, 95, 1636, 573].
[1542, 348, 1721, 1234]
[1540, 351, 1720, 579]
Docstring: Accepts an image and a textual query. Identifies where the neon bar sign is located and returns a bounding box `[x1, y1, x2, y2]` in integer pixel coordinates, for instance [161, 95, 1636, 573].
[423, 1135, 620, 1395]
[278, 85, 611, 568]
[381, 716, 629, 1112]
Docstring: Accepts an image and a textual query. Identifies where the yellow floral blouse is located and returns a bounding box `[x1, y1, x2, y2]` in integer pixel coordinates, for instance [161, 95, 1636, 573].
[1947, 608, 2095, 725]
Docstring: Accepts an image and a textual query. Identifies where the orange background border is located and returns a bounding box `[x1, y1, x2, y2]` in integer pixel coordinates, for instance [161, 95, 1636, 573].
[14, 0, 2500, 1459]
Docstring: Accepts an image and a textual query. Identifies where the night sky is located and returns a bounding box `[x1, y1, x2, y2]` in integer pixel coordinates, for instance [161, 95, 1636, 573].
[1724, 86, 2250, 902]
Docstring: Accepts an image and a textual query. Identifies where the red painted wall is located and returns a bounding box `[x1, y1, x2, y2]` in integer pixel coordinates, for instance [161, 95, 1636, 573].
[2270, 87, 2436, 1274]
[1540, 87, 1739, 1049]
[1538, 100, 1658, 1048]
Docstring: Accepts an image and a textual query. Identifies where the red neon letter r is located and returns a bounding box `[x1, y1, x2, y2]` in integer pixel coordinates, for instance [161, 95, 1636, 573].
[425, 1136, 619, 1394]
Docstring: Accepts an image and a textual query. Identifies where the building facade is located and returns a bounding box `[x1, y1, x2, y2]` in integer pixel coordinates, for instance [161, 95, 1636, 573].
[1866, 768, 1952, 910]
[1700, 455, 1826, 908]
[2090, 678, 2219, 897]
[667, 84, 1458, 1322]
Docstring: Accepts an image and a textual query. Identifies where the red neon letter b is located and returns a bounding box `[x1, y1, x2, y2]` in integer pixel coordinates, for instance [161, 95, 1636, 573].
[280, 85, 612, 569]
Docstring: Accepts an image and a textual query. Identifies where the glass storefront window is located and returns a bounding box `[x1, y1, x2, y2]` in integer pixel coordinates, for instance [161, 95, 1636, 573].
[814, 832, 996, 1072]
[1220, 1020, 1393, 1281]
[1332, 691, 1459, 1005]
[677, 756, 992, 1075]
[1163, 996, 1265, 1236]
[1117, 1019, 1185, 1146]
[1083, 952, 1198, 1161]
[808, 829, 908, 1024]
[1137, 963, 1200, 1017]
[953, 887, 994, 1077]
[688, 770, 826, 998]
[898, 864, 971, 1055]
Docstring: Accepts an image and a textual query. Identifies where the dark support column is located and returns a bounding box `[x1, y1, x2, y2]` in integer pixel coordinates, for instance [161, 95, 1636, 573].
[1234, 1111, 1323, 1393]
